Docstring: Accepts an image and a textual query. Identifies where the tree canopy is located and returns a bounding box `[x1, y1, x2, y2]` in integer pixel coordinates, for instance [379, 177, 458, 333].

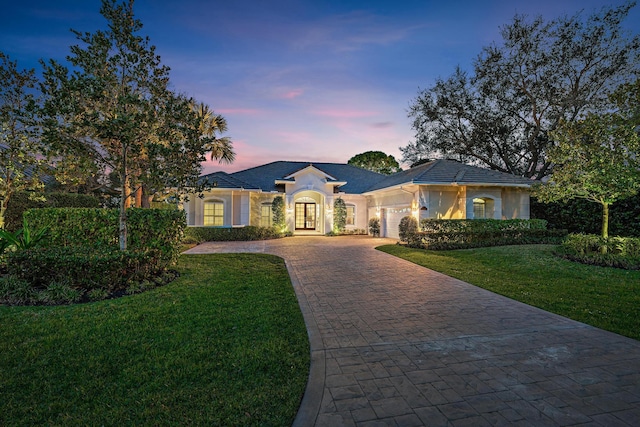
[347, 151, 401, 175]
[402, 3, 640, 179]
[534, 80, 640, 238]
[40, 0, 223, 249]
[0, 52, 45, 227]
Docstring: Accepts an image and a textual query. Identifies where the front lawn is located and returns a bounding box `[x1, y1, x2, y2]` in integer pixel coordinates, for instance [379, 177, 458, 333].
[0, 254, 309, 426]
[378, 244, 640, 341]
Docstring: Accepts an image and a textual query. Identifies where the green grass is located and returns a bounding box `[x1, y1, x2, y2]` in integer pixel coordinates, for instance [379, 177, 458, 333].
[378, 244, 640, 341]
[0, 254, 309, 426]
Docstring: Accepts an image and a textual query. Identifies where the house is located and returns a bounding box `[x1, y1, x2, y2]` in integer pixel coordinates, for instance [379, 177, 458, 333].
[182, 159, 533, 239]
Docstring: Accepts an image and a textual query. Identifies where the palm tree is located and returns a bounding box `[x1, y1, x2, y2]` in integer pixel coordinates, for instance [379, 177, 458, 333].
[192, 102, 235, 164]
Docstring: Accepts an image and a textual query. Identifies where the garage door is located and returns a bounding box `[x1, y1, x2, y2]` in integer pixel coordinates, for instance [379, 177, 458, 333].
[383, 207, 411, 239]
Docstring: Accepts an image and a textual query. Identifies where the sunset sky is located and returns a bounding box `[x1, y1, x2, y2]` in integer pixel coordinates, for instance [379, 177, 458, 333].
[2, 0, 639, 174]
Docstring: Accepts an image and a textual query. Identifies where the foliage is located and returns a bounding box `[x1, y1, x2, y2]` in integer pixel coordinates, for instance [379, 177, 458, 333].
[0, 218, 48, 251]
[406, 229, 567, 250]
[7, 246, 159, 293]
[0, 254, 309, 425]
[183, 226, 286, 244]
[420, 218, 548, 233]
[347, 151, 401, 175]
[40, 0, 214, 250]
[191, 101, 235, 164]
[0, 52, 46, 227]
[403, 4, 640, 179]
[377, 244, 640, 340]
[407, 218, 562, 249]
[534, 81, 640, 238]
[531, 194, 640, 238]
[24, 208, 186, 267]
[326, 228, 367, 236]
[398, 216, 418, 242]
[368, 217, 380, 237]
[4, 191, 99, 231]
[333, 197, 347, 232]
[557, 234, 640, 270]
[271, 195, 286, 231]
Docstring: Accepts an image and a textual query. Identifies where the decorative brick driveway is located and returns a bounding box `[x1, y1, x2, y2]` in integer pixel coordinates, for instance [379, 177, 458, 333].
[185, 236, 640, 426]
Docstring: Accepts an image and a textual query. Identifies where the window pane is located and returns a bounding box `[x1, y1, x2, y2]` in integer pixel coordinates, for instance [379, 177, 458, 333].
[204, 202, 224, 226]
[261, 205, 272, 227]
[346, 206, 355, 225]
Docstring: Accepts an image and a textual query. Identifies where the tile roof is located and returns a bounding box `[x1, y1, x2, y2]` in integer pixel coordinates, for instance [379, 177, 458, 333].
[198, 171, 260, 189]
[364, 159, 533, 192]
[230, 161, 385, 193]
[199, 159, 533, 194]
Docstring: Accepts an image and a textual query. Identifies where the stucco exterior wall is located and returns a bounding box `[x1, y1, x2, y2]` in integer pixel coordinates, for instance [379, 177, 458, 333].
[502, 189, 530, 219]
[337, 194, 368, 230]
[427, 187, 465, 219]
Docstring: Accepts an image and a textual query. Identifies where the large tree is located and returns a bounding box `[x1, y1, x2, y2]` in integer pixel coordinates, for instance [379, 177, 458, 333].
[40, 0, 216, 249]
[347, 150, 401, 174]
[192, 101, 235, 164]
[534, 80, 640, 238]
[403, 3, 640, 179]
[0, 52, 46, 228]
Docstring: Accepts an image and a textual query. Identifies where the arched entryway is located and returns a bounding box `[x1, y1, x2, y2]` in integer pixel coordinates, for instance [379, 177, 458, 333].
[292, 191, 325, 234]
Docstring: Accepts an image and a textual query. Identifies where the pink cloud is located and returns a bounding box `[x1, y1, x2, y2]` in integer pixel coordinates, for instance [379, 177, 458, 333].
[280, 89, 304, 99]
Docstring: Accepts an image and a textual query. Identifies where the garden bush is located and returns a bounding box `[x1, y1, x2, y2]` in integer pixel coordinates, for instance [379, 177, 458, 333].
[4, 192, 100, 231]
[23, 207, 186, 267]
[8, 246, 158, 293]
[183, 226, 285, 244]
[398, 216, 419, 242]
[368, 218, 380, 237]
[402, 219, 564, 250]
[407, 228, 567, 250]
[333, 198, 347, 233]
[556, 234, 640, 270]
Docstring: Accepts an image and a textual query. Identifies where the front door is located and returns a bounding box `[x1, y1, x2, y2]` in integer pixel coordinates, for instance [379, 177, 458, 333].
[295, 203, 316, 230]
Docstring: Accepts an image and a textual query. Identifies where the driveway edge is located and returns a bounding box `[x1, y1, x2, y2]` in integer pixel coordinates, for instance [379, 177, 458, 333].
[287, 259, 325, 427]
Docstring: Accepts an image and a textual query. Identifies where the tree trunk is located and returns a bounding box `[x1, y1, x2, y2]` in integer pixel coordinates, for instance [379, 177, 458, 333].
[119, 147, 128, 251]
[600, 202, 609, 254]
[135, 185, 143, 208]
[601, 202, 609, 239]
[141, 185, 151, 208]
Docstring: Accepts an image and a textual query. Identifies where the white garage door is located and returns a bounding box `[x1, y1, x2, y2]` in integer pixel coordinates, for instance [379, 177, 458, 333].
[383, 207, 411, 239]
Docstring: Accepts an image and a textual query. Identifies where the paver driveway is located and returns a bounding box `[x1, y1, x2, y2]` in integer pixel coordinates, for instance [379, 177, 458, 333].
[185, 236, 640, 426]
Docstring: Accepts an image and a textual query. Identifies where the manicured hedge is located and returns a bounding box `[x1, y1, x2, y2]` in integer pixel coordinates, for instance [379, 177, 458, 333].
[183, 226, 285, 244]
[4, 192, 100, 231]
[8, 246, 157, 292]
[419, 218, 548, 233]
[23, 208, 186, 267]
[407, 229, 567, 250]
[400, 218, 564, 250]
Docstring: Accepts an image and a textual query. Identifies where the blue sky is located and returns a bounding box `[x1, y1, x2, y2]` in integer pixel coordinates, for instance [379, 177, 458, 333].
[2, 0, 639, 173]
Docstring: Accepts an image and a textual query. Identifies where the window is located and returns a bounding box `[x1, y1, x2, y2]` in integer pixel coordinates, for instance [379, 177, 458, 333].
[473, 198, 486, 219]
[261, 203, 272, 227]
[204, 201, 224, 226]
[346, 205, 355, 225]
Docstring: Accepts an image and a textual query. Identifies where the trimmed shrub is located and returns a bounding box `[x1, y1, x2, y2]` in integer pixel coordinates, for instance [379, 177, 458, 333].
[333, 198, 347, 233]
[419, 218, 547, 233]
[407, 228, 567, 250]
[272, 196, 286, 230]
[23, 208, 186, 267]
[368, 218, 380, 237]
[4, 192, 100, 231]
[398, 216, 419, 242]
[8, 246, 159, 292]
[183, 226, 285, 244]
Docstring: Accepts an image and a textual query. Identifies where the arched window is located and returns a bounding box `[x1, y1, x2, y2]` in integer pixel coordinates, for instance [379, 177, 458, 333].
[204, 200, 224, 226]
[472, 198, 494, 219]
